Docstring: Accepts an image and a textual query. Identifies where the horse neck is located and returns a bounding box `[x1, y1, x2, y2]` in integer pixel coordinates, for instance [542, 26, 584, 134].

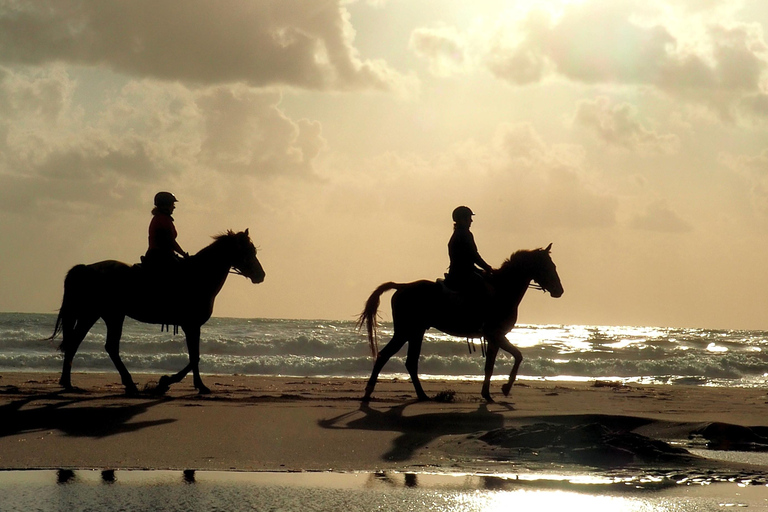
[190, 240, 234, 291]
[494, 261, 534, 307]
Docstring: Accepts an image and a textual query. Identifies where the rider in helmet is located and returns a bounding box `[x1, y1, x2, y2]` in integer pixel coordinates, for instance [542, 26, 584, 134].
[445, 206, 492, 297]
[144, 191, 188, 268]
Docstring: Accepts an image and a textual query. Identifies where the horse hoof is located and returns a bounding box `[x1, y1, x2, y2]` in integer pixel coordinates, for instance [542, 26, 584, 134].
[501, 383, 512, 396]
[125, 384, 140, 396]
[60, 380, 83, 393]
[197, 385, 211, 395]
[417, 394, 431, 402]
[482, 392, 494, 403]
[361, 395, 372, 403]
[151, 376, 171, 395]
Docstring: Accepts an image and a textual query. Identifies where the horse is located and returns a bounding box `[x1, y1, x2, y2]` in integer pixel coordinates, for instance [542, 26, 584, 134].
[50, 229, 265, 395]
[358, 244, 563, 402]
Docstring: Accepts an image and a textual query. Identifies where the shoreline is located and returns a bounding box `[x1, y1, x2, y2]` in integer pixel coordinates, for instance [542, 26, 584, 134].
[2, 371, 768, 480]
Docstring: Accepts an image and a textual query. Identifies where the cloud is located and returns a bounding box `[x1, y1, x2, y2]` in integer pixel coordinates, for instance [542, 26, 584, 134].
[479, 0, 768, 120]
[331, 122, 617, 233]
[197, 85, 326, 176]
[0, 67, 327, 216]
[0, 0, 415, 93]
[409, 25, 468, 77]
[720, 149, 768, 216]
[573, 97, 681, 154]
[629, 199, 693, 232]
[487, 123, 617, 230]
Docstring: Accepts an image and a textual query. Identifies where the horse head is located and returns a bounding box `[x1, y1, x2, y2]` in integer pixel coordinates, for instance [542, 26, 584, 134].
[499, 243, 563, 298]
[530, 243, 563, 298]
[227, 229, 266, 284]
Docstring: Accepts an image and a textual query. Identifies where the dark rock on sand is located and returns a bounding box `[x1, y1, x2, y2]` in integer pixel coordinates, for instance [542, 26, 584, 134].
[479, 422, 692, 467]
[691, 422, 768, 451]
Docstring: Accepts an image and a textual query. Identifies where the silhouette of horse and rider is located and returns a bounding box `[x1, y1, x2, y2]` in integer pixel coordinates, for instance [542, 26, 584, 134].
[51, 192, 265, 395]
[51, 198, 561, 402]
[358, 206, 563, 402]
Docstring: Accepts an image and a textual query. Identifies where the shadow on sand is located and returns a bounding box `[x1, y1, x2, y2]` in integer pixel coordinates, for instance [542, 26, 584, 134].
[318, 401, 510, 462]
[0, 389, 175, 439]
[319, 400, 768, 476]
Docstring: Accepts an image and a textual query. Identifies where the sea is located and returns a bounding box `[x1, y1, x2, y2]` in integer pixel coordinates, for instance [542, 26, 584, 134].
[2, 312, 768, 388]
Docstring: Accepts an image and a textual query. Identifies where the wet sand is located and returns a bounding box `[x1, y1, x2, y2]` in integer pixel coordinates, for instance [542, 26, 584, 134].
[2, 372, 768, 480]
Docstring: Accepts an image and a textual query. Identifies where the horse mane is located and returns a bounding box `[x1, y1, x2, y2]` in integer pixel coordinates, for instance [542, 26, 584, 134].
[499, 248, 541, 267]
[495, 248, 547, 281]
[201, 229, 237, 252]
[193, 230, 241, 258]
[212, 230, 238, 241]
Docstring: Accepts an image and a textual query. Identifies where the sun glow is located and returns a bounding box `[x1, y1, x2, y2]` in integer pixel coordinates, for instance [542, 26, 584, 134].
[471, 489, 655, 512]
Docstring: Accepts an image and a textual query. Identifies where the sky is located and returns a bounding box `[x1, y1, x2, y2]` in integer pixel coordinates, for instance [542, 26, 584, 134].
[0, 0, 767, 330]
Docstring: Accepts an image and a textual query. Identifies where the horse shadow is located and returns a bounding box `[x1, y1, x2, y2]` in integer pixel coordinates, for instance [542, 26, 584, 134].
[0, 391, 176, 439]
[318, 401, 508, 463]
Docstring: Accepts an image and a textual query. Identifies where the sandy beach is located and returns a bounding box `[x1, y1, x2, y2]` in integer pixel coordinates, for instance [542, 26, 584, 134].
[2, 371, 768, 481]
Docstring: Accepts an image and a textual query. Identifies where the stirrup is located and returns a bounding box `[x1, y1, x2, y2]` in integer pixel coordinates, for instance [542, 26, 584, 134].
[161, 324, 179, 335]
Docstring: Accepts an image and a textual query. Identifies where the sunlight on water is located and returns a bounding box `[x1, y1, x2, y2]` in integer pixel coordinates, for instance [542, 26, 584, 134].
[1, 470, 764, 512]
[4, 314, 768, 388]
[472, 490, 650, 512]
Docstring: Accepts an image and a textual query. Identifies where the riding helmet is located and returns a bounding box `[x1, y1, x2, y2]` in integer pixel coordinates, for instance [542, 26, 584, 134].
[154, 191, 178, 208]
[452, 205, 474, 223]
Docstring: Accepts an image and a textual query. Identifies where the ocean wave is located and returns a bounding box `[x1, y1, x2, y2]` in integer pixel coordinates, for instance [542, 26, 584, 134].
[2, 313, 768, 387]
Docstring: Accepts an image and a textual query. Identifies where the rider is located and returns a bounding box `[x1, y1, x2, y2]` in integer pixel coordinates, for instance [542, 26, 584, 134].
[445, 206, 493, 299]
[144, 191, 188, 269]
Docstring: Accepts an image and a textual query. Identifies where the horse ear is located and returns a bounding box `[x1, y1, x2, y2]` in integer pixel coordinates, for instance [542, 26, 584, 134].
[244, 228, 249, 236]
[545, 243, 552, 252]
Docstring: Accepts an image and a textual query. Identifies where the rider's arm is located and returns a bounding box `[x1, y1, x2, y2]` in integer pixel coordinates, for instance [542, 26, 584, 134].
[173, 240, 186, 257]
[477, 257, 492, 273]
[468, 231, 493, 272]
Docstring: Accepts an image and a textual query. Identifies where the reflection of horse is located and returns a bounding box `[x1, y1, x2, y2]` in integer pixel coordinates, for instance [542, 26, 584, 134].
[358, 244, 563, 402]
[51, 230, 265, 395]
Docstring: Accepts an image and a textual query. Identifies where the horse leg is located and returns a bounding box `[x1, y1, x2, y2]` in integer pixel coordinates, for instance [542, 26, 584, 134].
[155, 362, 193, 395]
[481, 342, 500, 402]
[362, 333, 408, 402]
[104, 315, 139, 395]
[59, 314, 98, 390]
[404, 331, 429, 401]
[496, 338, 523, 397]
[156, 326, 208, 394]
[154, 326, 199, 395]
[184, 325, 210, 394]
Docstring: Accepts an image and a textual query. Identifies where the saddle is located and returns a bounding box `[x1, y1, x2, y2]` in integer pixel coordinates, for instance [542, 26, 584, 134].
[132, 257, 185, 334]
[436, 277, 487, 348]
[436, 275, 490, 311]
[135, 254, 188, 280]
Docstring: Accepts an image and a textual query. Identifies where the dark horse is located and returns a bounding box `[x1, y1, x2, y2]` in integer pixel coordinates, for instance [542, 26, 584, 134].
[51, 229, 265, 395]
[358, 244, 563, 402]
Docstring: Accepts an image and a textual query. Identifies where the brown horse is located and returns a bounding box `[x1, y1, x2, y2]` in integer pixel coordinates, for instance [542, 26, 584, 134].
[358, 244, 563, 402]
[51, 229, 265, 395]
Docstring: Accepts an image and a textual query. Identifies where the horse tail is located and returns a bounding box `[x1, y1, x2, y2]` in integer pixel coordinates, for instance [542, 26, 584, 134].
[51, 264, 90, 352]
[356, 281, 402, 358]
